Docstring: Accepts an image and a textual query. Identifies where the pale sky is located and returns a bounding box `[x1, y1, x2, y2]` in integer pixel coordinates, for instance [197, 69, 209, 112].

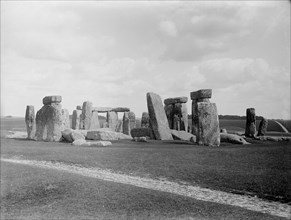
[1, 1, 290, 119]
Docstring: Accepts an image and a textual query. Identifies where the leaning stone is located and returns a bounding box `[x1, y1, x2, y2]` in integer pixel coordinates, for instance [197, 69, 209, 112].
[61, 109, 70, 129]
[123, 112, 130, 135]
[90, 111, 100, 130]
[81, 101, 93, 130]
[164, 97, 188, 105]
[72, 110, 82, 130]
[190, 89, 212, 100]
[131, 128, 154, 139]
[133, 137, 147, 142]
[147, 92, 173, 140]
[257, 118, 268, 136]
[141, 112, 150, 128]
[87, 129, 132, 141]
[220, 133, 250, 145]
[107, 111, 118, 131]
[196, 102, 220, 146]
[25, 105, 35, 139]
[42, 95, 62, 105]
[72, 139, 87, 146]
[171, 130, 196, 142]
[35, 103, 63, 142]
[245, 108, 256, 137]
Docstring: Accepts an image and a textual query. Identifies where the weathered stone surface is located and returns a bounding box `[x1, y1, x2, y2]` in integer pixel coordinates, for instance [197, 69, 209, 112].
[245, 108, 256, 137]
[171, 130, 196, 142]
[81, 101, 93, 130]
[25, 105, 35, 139]
[190, 89, 212, 100]
[62, 128, 85, 143]
[116, 120, 123, 133]
[72, 109, 82, 130]
[92, 107, 130, 112]
[181, 103, 188, 131]
[35, 103, 63, 142]
[147, 92, 173, 140]
[102, 121, 109, 128]
[195, 102, 220, 146]
[129, 111, 136, 130]
[107, 111, 118, 131]
[6, 131, 27, 139]
[43, 96, 62, 105]
[72, 139, 87, 145]
[87, 129, 132, 141]
[112, 107, 130, 112]
[257, 118, 268, 136]
[82, 141, 112, 147]
[133, 137, 147, 142]
[164, 97, 188, 105]
[76, 106, 82, 110]
[220, 133, 250, 145]
[90, 111, 100, 130]
[164, 104, 174, 129]
[62, 109, 70, 129]
[141, 112, 150, 128]
[220, 128, 227, 134]
[123, 112, 130, 135]
[131, 127, 154, 139]
[173, 114, 180, 131]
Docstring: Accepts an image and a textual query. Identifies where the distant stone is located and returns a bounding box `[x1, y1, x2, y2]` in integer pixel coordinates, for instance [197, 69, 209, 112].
[81, 101, 93, 130]
[131, 127, 154, 139]
[123, 112, 130, 135]
[181, 103, 188, 131]
[112, 107, 130, 112]
[164, 97, 188, 105]
[61, 109, 70, 129]
[92, 107, 130, 112]
[195, 102, 220, 146]
[72, 110, 82, 130]
[35, 103, 63, 142]
[87, 129, 132, 141]
[190, 89, 212, 100]
[42, 96, 62, 105]
[245, 108, 256, 137]
[147, 92, 173, 140]
[72, 139, 87, 146]
[90, 111, 100, 130]
[62, 129, 85, 143]
[257, 118, 268, 136]
[76, 106, 82, 110]
[141, 112, 150, 128]
[133, 137, 147, 142]
[107, 111, 118, 131]
[129, 111, 136, 130]
[171, 130, 196, 142]
[25, 105, 35, 139]
[220, 133, 250, 145]
[116, 120, 123, 133]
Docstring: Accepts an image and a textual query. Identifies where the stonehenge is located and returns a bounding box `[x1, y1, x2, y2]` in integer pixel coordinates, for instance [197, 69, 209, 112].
[25, 105, 35, 139]
[258, 117, 268, 136]
[245, 108, 256, 137]
[191, 89, 220, 146]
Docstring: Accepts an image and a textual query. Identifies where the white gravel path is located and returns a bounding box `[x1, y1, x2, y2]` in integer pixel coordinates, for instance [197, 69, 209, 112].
[2, 157, 290, 219]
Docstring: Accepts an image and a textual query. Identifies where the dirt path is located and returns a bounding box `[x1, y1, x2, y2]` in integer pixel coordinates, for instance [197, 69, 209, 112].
[2, 157, 290, 219]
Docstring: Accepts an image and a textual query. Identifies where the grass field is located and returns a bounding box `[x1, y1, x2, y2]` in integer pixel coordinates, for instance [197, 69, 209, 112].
[1, 117, 291, 219]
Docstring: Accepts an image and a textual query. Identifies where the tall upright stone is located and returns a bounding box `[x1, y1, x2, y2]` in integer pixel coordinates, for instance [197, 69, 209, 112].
[258, 117, 268, 136]
[141, 112, 150, 128]
[107, 111, 118, 131]
[123, 112, 130, 135]
[245, 108, 256, 137]
[164, 104, 174, 129]
[62, 109, 70, 129]
[25, 105, 35, 139]
[128, 111, 136, 130]
[81, 101, 92, 130]
[146, 92, 173, 140]
[181, 103, 188, 131]
[72, 109, 82, 129]
[90, 111, 100, 130]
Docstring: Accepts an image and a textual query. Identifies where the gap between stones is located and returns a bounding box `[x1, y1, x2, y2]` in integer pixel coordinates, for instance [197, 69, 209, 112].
[1, 157, 290, 219]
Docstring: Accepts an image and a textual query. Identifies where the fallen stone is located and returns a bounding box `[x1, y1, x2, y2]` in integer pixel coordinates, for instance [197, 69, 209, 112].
[72, 139, 87, 145]
[171, 130, 196, 142]
[141, 112, 150, 128]
[43, 95, 62, 105]
[81, 101, 93, 130]
[257, 118, 268, 136]
[258, 136, 282, 142]
[147, 92, 173, 140]
[190, 89, 212, 100]
[25, 105, 35, 139]
[62, 129, 85, 143]
[82, 141, 112, 147]
[220, 133, 250, 145]
[131, 127, 154, 139]
[72, 109, 82, 130]
[133, 137, 147, 142]
[87, 129, 132, 141]
[164, 97, 188, 105]
[6, 131, 28, 139]
[245, 108, 256, 137]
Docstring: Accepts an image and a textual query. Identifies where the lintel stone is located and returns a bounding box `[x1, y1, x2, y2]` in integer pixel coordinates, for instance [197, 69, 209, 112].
[164, 97, 188, 105]
[190, 89, 212, 100]
[43, 96, 62, 105]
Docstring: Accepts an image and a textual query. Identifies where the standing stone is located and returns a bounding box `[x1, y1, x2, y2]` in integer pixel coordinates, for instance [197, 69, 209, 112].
[258, 117, 268, 136]
[245, 108, 256, 137]
[191, 98, 210, 137]
[62, 109, 70, 129]
[35, 103, 63, 142]
[123, 112, 130, 135]
[141, 112, 150, 128]
[181, 103, 188, 131]
[81, 101, 92, 130]
[196, 102, 220, 146]
[25, 105, 35, 139]
[164, 104, 174, 129]
[146, 92, 173, 140]
[173, 114, 180, 131]
[116, 121, 123, 133]
[90, 111, 100, 130]
[72, 109, 82, 130]
[128, 111, 136, 130]
[107, 111, 118, 131]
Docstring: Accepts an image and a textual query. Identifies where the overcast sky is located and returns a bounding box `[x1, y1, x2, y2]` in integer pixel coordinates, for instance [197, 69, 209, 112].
[1, 1, 290, 119]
